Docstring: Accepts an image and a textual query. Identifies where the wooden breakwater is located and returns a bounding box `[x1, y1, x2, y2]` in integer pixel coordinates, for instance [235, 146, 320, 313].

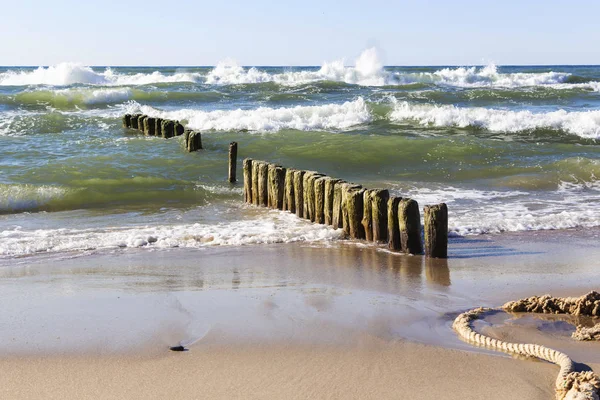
[243, 159, 448, 258]
[122, 114, 202, 152]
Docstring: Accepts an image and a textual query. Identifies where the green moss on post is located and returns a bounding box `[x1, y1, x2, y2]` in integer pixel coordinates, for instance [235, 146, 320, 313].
[283, 168, 296, 213]
[161, 120, 174, 138]
[155, 118, 163, 137]
[371, 189, 389, 243]
[251, 160, 261, 206]
[398, 198, 423, 255]
[243, 158, 252, 203]
[138, 115, 147, 133]
[144, 117, 156, 136]
[424, 203, 448, 259]
[314, 177, 327, 224]
[387, 196, 402, 251]
[362, 189, 374, 241]
[331, 180, 346, 229]
[323, 178, 340, 226]
[302, 171, 316, 220]
[345, 186, 365, 239]
[257, 162, 269, 207]
[293, 170, 306, 218]
[174, 121, 185, 137]
[123, 114, 131, 128]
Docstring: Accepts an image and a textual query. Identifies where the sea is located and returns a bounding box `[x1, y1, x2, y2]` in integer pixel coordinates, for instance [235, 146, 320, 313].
[2, 48, 600, 259]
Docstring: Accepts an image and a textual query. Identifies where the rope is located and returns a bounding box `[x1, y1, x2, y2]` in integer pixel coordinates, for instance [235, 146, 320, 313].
[453, 292, 600, 400]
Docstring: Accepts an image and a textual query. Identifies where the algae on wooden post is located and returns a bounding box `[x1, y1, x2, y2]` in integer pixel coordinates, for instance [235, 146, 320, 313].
[243, 158, 252, 203]
[273, 166, 286, 210]
[130, 114, 140, 129]
[174, 122, 185, 137]
[302, 171, 316, 220]
[283, 168, 296, 213]
[251, 160, 261, 206]
[331, 180, 346, 229]
[123, 114, 131, 128]
[185, 130, 202, 152]
[293, 170, 306, 218]
[306, 173, 324, 222]
[346, 186, 365, 239]
[257, 162, 269, 207]
[362, 189, 374, 241]
[424, 203, 448, 258]
[314, 177, 327, 224]
[228, 142, 238, 183]
[387, 196, 402, 251]
[371, 189, 389, 243]
[155, 118, 163, 137]
[323, 178, 340, 226]
[138, 115, 147, 133]
[398, 198, 423, 255]
[144, 117, 156, 136]
[161, 120, 175, 138]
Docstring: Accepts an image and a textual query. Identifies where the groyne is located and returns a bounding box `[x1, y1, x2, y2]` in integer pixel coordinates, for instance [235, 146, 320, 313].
[122, 114, 202, 152]
[243, 159, 448, 258]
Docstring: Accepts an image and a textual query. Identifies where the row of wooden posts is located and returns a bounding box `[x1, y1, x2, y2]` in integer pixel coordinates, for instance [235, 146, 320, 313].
[122, 114, 202, 152]
[241, 159, 448, 258]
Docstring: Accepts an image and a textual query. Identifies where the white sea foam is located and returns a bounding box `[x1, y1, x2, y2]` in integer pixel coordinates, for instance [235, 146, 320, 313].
[126, 97, 371, 132]
[389, 100, 600, 139]
[0, 63, 203, 86]
[0, 211, 342, 257]
[52, 88, 133, 104]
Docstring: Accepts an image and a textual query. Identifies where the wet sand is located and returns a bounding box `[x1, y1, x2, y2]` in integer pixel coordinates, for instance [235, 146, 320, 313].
[0, 229, 599, 398]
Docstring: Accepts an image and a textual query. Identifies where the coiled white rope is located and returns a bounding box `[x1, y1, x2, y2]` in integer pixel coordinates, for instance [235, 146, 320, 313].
[453, 292, 600, 400]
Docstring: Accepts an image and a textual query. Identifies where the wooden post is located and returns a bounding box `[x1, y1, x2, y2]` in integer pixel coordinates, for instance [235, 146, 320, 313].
[306, 173, 324, 222]
[268, 165, 285, 210]
[331, 180, 346, 229]
[387, 196, 402, 251]
[185, 130, 202, 152]
[371, 189, 389, 243]
[424, 203, 448, 258]
[123, 114, 131, 128]
[257, 162, 269, 207]
[228, 142, 238, 183]
[243, 158, 252, 203]
[251, 160, 261, 206]
[345, 186, 365, 239]
[144, 117, 156, 136]
[161, 120, 174, 138]
[138, 115, 147, 133]
[314, 177, 327, 224]
[130, 114, 140, 129]
[174, 121, 185, 137]
[283, 168, 296, 213]
[341, 183, 361, 235]
[155, 118, 163, 137]
[398, 198, 423, 255]
[362, 189, 374, 241]
[302, 171, 316, 220]
[323, 178, 340, 226]
[293, 170, 306, 218]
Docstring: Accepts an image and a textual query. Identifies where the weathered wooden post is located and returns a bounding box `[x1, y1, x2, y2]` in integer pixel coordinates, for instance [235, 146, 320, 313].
[267, 164, 285, 210]
[174, 122, 185, 137]
[424, 203, 448, 258]
[257, 162, 269, 207]
[362, 189, 374, 241]
[331, 180, 346, 229]
[161, 120, 174, 138]
[228, 142, 238, 183]
[155, 118, 163, 137]
[371, 189, 389, 243]
[123, 114, 131, 128]
[341, 183, 361, 235]
[387, 196, 402, 251]
[138, 115, 147, 133]
[302, 171, 317, 220]
[130, 114, 140, 130]
[323, 178, 340, 226]
[314, 177, 327, 224]
[185, 130, 202, 152]
[243, 158, 252, 203]
[251, 161, 261, 206]
[306, 173, 324, 222]
[144, 117, 156, 136]
[398, 198, 423, 255]
[293, 170, 306, 218]
[345, 186, 365, 239]
[283, 168, 296, 213]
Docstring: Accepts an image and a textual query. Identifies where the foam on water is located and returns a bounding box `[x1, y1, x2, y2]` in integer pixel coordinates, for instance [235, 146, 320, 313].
[0, 63, 203, 86]
[126, 97, 371, 132]
[389, 100, 600, 139]
[0, 211, 342, 257]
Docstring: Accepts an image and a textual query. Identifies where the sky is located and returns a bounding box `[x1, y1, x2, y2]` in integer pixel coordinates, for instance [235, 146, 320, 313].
[1, 0, 599, 66]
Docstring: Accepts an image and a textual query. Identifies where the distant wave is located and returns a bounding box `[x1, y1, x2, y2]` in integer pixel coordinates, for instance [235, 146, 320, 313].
[0, 63, 203, 86]
[390, 100, 600, 139]
[127, 97, 372, 132]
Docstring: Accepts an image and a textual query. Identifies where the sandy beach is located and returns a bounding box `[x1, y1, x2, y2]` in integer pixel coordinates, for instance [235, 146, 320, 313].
[0, 230, 599, 399]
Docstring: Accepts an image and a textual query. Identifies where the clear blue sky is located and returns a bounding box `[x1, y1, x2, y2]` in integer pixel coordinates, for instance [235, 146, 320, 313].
[1, 0, 599, 66]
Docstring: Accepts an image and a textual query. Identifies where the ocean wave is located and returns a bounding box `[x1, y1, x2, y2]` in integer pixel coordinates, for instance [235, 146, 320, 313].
[0, 211, 342, 257]
[389, 100, 600, 139]
[126, 97, 372, 132]
[0, 63, 203, 86]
